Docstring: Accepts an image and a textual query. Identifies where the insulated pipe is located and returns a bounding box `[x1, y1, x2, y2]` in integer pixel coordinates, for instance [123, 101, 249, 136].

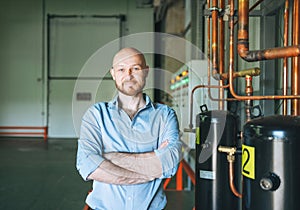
[238, 0, 300, 62]
[283, 0, 289, 115]
[292, 0, 300, 115]
[229, 0, 300, 101]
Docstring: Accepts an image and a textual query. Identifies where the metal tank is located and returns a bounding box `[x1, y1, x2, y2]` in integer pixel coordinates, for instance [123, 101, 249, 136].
[195, 110, 240, 210]
[242, 115, 300, 210]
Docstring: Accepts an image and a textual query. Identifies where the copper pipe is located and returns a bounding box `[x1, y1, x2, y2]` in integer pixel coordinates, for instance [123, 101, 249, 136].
[207, 0, 214, 102]
[211, 0, 220, 80]
[282, 0, 289, 115]
[234, 0, 265, 26]
[238, 0, 300, 62]
[206, 0, 232, 104]
[229, 161, 242, 198]
[229, 0, 300, 101]
[218, 146, 242, 198]
[292, 0, 300, 115]
[188, 84, 232, 130]
[218, 0, 225, 110]
[206, 0, 227, 104]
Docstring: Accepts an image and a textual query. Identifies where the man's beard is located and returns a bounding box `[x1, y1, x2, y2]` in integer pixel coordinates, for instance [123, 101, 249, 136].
[115, 81, 145, 96]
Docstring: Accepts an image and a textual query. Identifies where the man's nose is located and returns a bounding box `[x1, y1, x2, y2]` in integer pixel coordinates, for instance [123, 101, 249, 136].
[126, 68, 132, 75]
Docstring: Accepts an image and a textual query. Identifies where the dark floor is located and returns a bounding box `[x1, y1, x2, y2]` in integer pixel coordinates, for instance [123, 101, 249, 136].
[0, 137, 194, 210]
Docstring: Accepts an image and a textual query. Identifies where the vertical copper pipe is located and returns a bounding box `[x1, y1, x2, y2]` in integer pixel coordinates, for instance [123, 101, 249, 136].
[229, 161, 242, 198]
[292, 0, 300, 116]
[207, 0, 220, 103]
[283, 0, 289, 115]
[229, 0, 235, 96]
[207, 0, 211, 95]
[212, 0, 219, 78]
[234, 0, 265, 26]
[218, 0, 225, 110]
[238, 0, 250, 57]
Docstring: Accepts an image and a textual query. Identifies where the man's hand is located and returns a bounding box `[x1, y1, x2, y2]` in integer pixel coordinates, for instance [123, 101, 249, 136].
[88, 160, 154, 185]
[103, 140, 169, 179]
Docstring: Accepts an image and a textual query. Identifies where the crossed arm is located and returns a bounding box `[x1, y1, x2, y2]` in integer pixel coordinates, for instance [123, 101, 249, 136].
[87, 141, 168, 185]
[77, 106, 182, 185]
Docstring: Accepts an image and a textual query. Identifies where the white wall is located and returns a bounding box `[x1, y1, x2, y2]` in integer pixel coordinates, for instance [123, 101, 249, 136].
[0, 0, 44, 126]
[0, 0, 154, 138]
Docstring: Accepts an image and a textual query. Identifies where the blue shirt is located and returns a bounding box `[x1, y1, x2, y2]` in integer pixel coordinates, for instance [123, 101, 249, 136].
[76, 94, 182, 210]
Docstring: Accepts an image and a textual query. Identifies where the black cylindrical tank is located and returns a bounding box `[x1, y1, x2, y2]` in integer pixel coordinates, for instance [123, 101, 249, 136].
[242, 115, 300, 210]
[195, 110, 240, 210]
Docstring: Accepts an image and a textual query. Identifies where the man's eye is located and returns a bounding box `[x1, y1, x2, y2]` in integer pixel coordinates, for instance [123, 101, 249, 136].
[117, 68, 124, 72]
[133, 66, 141, 71]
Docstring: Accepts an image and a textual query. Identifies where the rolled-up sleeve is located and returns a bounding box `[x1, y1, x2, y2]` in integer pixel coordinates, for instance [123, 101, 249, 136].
[76, 107, 105, 181]
[154, 108, 182, 178]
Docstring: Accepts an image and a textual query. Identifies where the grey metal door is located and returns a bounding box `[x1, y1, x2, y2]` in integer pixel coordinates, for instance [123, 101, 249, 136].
[48, 15, 121, 138]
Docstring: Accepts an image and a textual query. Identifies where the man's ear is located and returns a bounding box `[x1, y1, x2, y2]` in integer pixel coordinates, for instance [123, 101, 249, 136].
[144, 65, 149, 78]
[110, 68, 116, 80]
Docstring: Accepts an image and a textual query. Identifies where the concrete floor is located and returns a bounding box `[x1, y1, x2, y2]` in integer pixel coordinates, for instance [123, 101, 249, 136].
[0, 137, 194, 210]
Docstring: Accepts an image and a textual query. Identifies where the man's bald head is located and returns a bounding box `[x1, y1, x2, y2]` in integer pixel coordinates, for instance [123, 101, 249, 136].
[112, 47, 147, 68]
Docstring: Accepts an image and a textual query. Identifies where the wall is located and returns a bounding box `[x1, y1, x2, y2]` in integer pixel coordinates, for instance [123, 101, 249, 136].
[0, 0, 44, 126]
[0, 0, 154, 138]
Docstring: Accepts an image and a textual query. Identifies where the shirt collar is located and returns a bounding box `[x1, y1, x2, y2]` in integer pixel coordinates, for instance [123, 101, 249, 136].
[108, 93, 155, 110]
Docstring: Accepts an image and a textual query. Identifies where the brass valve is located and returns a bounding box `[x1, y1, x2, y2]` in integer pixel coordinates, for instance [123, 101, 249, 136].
[218, 146, 237, 162]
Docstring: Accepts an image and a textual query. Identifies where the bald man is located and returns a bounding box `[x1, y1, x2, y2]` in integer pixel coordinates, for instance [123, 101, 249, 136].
[76, 48, 182, 210]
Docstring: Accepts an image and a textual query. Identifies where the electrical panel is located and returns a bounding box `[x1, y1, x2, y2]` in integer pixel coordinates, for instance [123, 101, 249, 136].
[171, 60, 225, 149]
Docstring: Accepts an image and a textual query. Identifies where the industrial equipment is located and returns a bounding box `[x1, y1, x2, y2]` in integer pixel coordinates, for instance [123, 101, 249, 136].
[195, 110, 240, 210]
[242, 115, 300, 210]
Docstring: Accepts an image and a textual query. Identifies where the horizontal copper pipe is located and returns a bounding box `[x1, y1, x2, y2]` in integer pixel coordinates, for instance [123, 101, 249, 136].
[238, 0, 300, 62]
[238, 45, 300, 62]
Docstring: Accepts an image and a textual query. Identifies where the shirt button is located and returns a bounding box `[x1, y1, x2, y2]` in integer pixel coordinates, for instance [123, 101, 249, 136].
[128, 196, 132, 200]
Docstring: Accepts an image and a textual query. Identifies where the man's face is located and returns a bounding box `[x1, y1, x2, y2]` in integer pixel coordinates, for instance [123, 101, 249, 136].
[110, 53, 149, 96]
